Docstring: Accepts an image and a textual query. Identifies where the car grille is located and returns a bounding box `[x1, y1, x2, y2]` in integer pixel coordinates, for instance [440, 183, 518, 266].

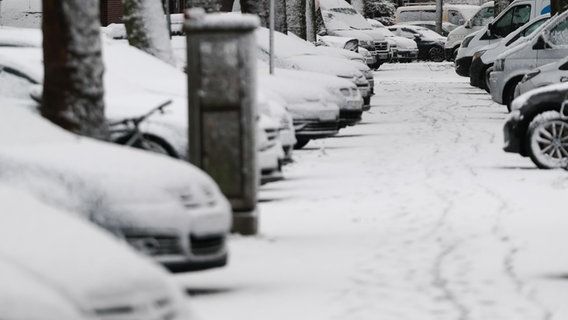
[264, 128, 279, 141]
[374, 41, 388, 51]
[190, 235, 225, 256]
[125, 234, 182, 256]
[94, 296, 179, 320]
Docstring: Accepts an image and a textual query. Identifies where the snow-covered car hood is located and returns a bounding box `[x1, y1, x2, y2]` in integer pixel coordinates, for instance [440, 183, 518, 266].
[0, 100, 226, 227]
[0, 185, 186, 318]
[257, 70, 330, 105]
[391, 36, 418, 50]
[273, 54, 363, 79]
[511, 82, 568, 111]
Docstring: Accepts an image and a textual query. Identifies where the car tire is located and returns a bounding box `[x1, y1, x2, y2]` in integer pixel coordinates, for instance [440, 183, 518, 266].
[484, 66, 493, 94]
[294, 138, 311, 150]
[526, 111, 568, 169]
[428, 46, 444, 62]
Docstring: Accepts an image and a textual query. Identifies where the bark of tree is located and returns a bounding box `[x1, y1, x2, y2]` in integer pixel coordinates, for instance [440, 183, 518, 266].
[494, 0, 512, 17]
[186, 0, 222, 12]
[274, 0, 288, 33]
[122, 0, 176, 66]
[287, 0, 306, 39]
[240, 0, 270, 27]
[306, 0, 316, 42]
[551, 0, 568, 15]
[42, 0, 107, 139]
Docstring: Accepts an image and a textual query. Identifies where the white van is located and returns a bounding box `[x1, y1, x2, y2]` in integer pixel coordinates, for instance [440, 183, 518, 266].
[319, 0, 391, 69]
[444, 1, 494, 60]
[455, 0, 551, 76]
[489, 9, 568, 109]
[395, 4, 480, 25]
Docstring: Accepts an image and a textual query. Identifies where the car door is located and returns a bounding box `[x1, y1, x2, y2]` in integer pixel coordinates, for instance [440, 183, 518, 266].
[537, 16, 568, 67]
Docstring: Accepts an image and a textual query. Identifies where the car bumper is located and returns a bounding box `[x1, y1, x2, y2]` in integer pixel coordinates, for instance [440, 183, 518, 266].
[339, 110, 363, 127]
[469, 58, 489, 88]
[503, 110, 523, 154]
[455, 56, 472, 77]
[294, 120, 339, 139]
[397, 49, 419, 61]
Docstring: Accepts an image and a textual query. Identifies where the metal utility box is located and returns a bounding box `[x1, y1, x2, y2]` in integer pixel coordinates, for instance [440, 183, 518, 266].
[184, 9, 260, 235]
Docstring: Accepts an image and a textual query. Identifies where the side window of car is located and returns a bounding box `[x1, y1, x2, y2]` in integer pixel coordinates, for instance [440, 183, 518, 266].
[549, 17, 568, 46]
[447, 10, 464, 25]
[0, 67, 37, 100]
[400, 28, 416, 39]
[472, 6, 494, 26]
[493, 4, 531, 37]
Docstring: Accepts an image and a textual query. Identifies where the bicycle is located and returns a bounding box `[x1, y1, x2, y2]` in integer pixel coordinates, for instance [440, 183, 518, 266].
[108, 99, 177, 157]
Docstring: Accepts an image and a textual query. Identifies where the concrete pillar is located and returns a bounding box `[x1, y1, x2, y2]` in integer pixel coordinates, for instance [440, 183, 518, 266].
[184, 8, 260, 235]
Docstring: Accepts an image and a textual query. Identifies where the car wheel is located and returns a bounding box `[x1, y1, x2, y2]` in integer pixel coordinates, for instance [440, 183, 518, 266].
[484, 66, 493, 94]
[526, 111, 568, 169]
[294, 138, 311, 149]
[428, 46, 444, 62]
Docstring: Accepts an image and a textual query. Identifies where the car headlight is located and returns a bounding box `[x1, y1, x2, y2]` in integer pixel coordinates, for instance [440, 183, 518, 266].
[461, 35, 474, 48]
[471, 50, 486, 63]
[360, 40, 373, 48]
[494, 58, 505, 72]
[344, 39, 359, 52]
[340, 88, 351, 97]
[521, 69, 540, 83]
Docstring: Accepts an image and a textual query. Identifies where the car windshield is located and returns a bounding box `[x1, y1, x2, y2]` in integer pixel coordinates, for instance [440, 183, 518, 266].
[321, 8, 373, 31]
[413, 27, 444, 39]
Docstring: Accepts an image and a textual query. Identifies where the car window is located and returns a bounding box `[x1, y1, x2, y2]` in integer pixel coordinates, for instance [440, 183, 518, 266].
[471, 6, 494, 27]
[447, 10, 464, 25]
[493, 4, 531, 37]
[522, 17, 549, 36]
[0, 67, 37, 100]
[549, 16, 568, 45]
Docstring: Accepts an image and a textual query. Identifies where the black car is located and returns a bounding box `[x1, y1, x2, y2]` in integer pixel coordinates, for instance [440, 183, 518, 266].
[388, 25, 446, 62]
[504, 83, 568, 169]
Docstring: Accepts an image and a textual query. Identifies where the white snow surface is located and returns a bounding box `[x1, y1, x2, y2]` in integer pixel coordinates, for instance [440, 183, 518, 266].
[176, 62, 568, 320]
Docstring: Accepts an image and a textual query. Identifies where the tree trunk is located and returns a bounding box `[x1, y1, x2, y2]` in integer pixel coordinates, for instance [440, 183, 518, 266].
[122, 0, 176, 66]
[287, 0, 306, 39]
[551, 0, 568, 15]
[494, 0, 512, 17]
[274, 0, 288, 33]
[186, 0, 222, 12]
[41, 0, 106, 139]
[306, 0, 316, 42]
[220, 0, 234, 11]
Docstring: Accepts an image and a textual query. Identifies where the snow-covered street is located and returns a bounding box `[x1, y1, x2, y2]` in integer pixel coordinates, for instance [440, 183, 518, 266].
[176, 62, 568, 320]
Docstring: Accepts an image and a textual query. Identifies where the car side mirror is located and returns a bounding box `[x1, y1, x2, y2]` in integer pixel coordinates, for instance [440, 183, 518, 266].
[465, 19, 472, 29]
[318, 29, 328, 36]
[414, 34, 422, 41]
[533, 35, 548, 50]
[486, 23, 494, 37]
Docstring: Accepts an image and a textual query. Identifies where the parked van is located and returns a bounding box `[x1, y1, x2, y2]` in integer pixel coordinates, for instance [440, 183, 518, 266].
[455, 0, 550, 76]
[395, 4, 480, 25]
[489, 8, 568, 109]
[444, 1, 495, 60]
[319, 0, 391, 69]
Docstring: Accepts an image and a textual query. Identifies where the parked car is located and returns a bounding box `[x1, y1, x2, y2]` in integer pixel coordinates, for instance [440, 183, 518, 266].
[257, 112, 285, 184]
[489, 9, 568, 110]
[404, 20, 458, 37]
[455, 0, 550, 77]
[258, 90, 296, 163]
[505, 82, 568, 168]
[445, 1, 494, 60]
[515, 56, 568, 97]
[469, 13, 550, 91]
[367, 18, 419, 63]
[395, 4, 480, 26]
[255, 26, 373, 107]
[257, 70, 341, 149]
[319, 0, 391, 69]
[0, 98, 232, 272]
[0, 184, 191, 320]
[388, 24, 447, 62]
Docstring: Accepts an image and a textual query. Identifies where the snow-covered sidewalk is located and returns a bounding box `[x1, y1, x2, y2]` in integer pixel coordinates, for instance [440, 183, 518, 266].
[176, 62, 568, 320]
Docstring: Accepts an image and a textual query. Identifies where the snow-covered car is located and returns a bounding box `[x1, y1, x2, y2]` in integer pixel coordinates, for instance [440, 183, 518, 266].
[258, 71, 341, 149]
[505, 82, 568, 168]
[367, 18, 419, 63]
[255, 27, 373, 107]
[0, 99, 232, 272]
[515, 56, 568, 97]
[388, 24, 447, 62]
[404, 21, 458, 37]
[469, 13, 550, 91]
[0, 184, 190, 320]
[259, 62, 364, 127]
